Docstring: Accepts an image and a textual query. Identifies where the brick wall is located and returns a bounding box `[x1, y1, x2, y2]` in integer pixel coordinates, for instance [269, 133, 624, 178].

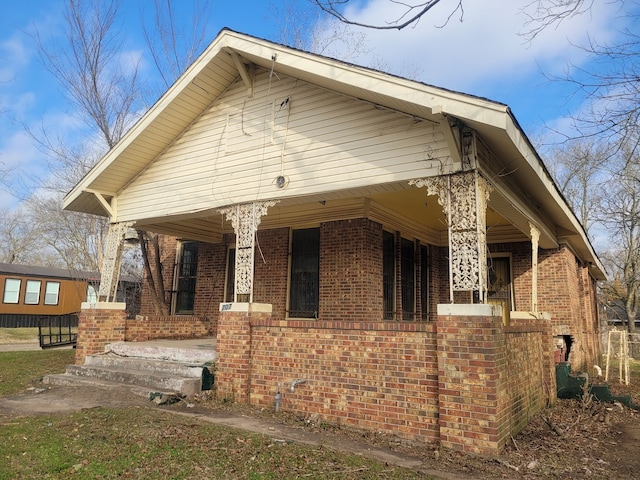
[216, 304, 273, 402]
[75, 303, 126, 365]
[248, 317, 440, 442]
[436, 305, 509, 454]
[213, 302, 551, 456]
[537, 244, 598, 369]
[505, 313, 555, 433]
[252, 228, 289, 319]
[124, 315, 211, 342]
[435, 305, 553, 454]
[488, 242, 600, 371]
[319, 219, 384, 321]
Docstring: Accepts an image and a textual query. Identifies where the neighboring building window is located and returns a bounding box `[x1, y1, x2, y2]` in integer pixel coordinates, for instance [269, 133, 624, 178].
[382, 231, 395, 319]
[420, 245, 429, 320]
[3, 278, 21, 304]
[44, 282, 60, 305]
[175, 241, 198, 314]
[401, 238, 415, 320]
[289, 228, 319, 318]
[25, 280, 42, 305]
[86, 284, 98, 303]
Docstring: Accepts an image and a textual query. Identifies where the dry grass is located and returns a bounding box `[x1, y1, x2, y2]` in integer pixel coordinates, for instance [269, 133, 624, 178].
[0, 327, 39, 344]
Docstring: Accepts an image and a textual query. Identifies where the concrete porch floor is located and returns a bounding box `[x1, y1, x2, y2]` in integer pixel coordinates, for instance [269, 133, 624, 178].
[106, 337, 217, 364]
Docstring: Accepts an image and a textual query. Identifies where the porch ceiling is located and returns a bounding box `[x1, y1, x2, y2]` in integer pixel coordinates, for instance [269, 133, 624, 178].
[134, 181, 525, 248]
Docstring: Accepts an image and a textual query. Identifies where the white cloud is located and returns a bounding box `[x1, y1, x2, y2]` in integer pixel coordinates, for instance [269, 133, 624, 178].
[0, 34, 31, 83]
[336, 0, 620, 93]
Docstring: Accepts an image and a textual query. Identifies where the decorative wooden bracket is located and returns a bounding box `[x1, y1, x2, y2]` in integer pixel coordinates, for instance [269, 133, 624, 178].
[85, 189, 116, 218]
[229, 50, 254, 97]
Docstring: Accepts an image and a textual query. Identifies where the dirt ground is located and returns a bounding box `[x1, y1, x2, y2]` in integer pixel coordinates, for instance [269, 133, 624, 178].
[2, 378, 640, 479]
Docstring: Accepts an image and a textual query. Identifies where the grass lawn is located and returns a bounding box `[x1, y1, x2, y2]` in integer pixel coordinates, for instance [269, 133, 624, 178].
[0, 349, 75, 396]
[0, 327, 40, 343]
[0, 351, 428, 479]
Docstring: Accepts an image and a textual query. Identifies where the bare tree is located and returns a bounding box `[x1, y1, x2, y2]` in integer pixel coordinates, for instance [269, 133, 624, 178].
[29, 0, 213, 314]
[0, 207, 42, 265]
[273, 0, 372, 62]
[313, 0, 461, 30]
[141, 0, 211, 93]
[312, 0, 596, 32]
[34, 0, 141, 150]
[548, 138, 608, 236]
[598, 140, 640, 341]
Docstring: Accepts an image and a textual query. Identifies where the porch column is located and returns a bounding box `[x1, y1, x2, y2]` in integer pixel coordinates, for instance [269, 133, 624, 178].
[410, 171, 492, 302]
[529, 222, 540, 312]
[218, 201, 277, 302]
[98, 221, 133, 302]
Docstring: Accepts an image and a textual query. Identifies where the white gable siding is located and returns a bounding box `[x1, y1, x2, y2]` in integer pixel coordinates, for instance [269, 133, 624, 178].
[116, 71, 453, 221]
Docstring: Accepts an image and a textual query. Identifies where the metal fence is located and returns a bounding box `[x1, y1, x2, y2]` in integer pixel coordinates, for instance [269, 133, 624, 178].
[38, 314, 78, 349]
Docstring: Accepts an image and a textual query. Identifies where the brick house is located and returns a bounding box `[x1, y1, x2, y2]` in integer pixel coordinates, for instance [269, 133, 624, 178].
[63, 30, 605, 455]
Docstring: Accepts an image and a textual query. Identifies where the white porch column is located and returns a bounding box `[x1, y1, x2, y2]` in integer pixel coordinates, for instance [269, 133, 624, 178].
[529, 222, 540, 312]
[98, 221, 133, 302]
[411, 171, 492, 302]
[219, 201, 278, 302]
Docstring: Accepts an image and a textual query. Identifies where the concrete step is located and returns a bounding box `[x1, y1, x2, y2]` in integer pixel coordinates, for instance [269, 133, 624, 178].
[105, 340, 216, 364]
[43, 339, 216, 398]
[42, 373, 175, 399]
[59, 363, 203, 397]
[84, 354, 206, 378]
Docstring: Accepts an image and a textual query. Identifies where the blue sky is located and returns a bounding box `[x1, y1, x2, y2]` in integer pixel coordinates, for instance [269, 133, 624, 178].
[0, 0, 633, 212]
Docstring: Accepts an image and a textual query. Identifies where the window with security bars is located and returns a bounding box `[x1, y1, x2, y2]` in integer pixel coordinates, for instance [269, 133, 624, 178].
[401, 238, 415, 320]
[420, 245, 429, 320]
[383, 231, 395, 319]
[175, 241, 198, 314]
[289, 228, 319, 318]
[383, 234, 428, 321]
[225, 247, 236, 302]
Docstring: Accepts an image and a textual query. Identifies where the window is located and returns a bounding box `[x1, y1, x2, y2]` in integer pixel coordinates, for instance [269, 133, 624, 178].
[44, 282, 60, 305]
[401, 238, 415, 320]
[420, 245, 429, 320]
[3, 278, 21, 304]
[86, 284, 98, 303]
[25, 280, 41, 305]
[289, 228, 319, 318]
[225, 247, 236, 302]
[487, 256, 514, 324]
[174, 242, 198, 314]
[382, 231, 395, 319]
[383, 233, 426, 321]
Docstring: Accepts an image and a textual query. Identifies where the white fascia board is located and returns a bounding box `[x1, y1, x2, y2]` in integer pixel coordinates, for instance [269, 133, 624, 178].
[222, 32, 510, 128]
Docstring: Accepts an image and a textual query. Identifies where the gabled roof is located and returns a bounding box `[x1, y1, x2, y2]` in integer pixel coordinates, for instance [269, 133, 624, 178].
[63, 29, 605, 280]
[63, 28, 514, 216]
